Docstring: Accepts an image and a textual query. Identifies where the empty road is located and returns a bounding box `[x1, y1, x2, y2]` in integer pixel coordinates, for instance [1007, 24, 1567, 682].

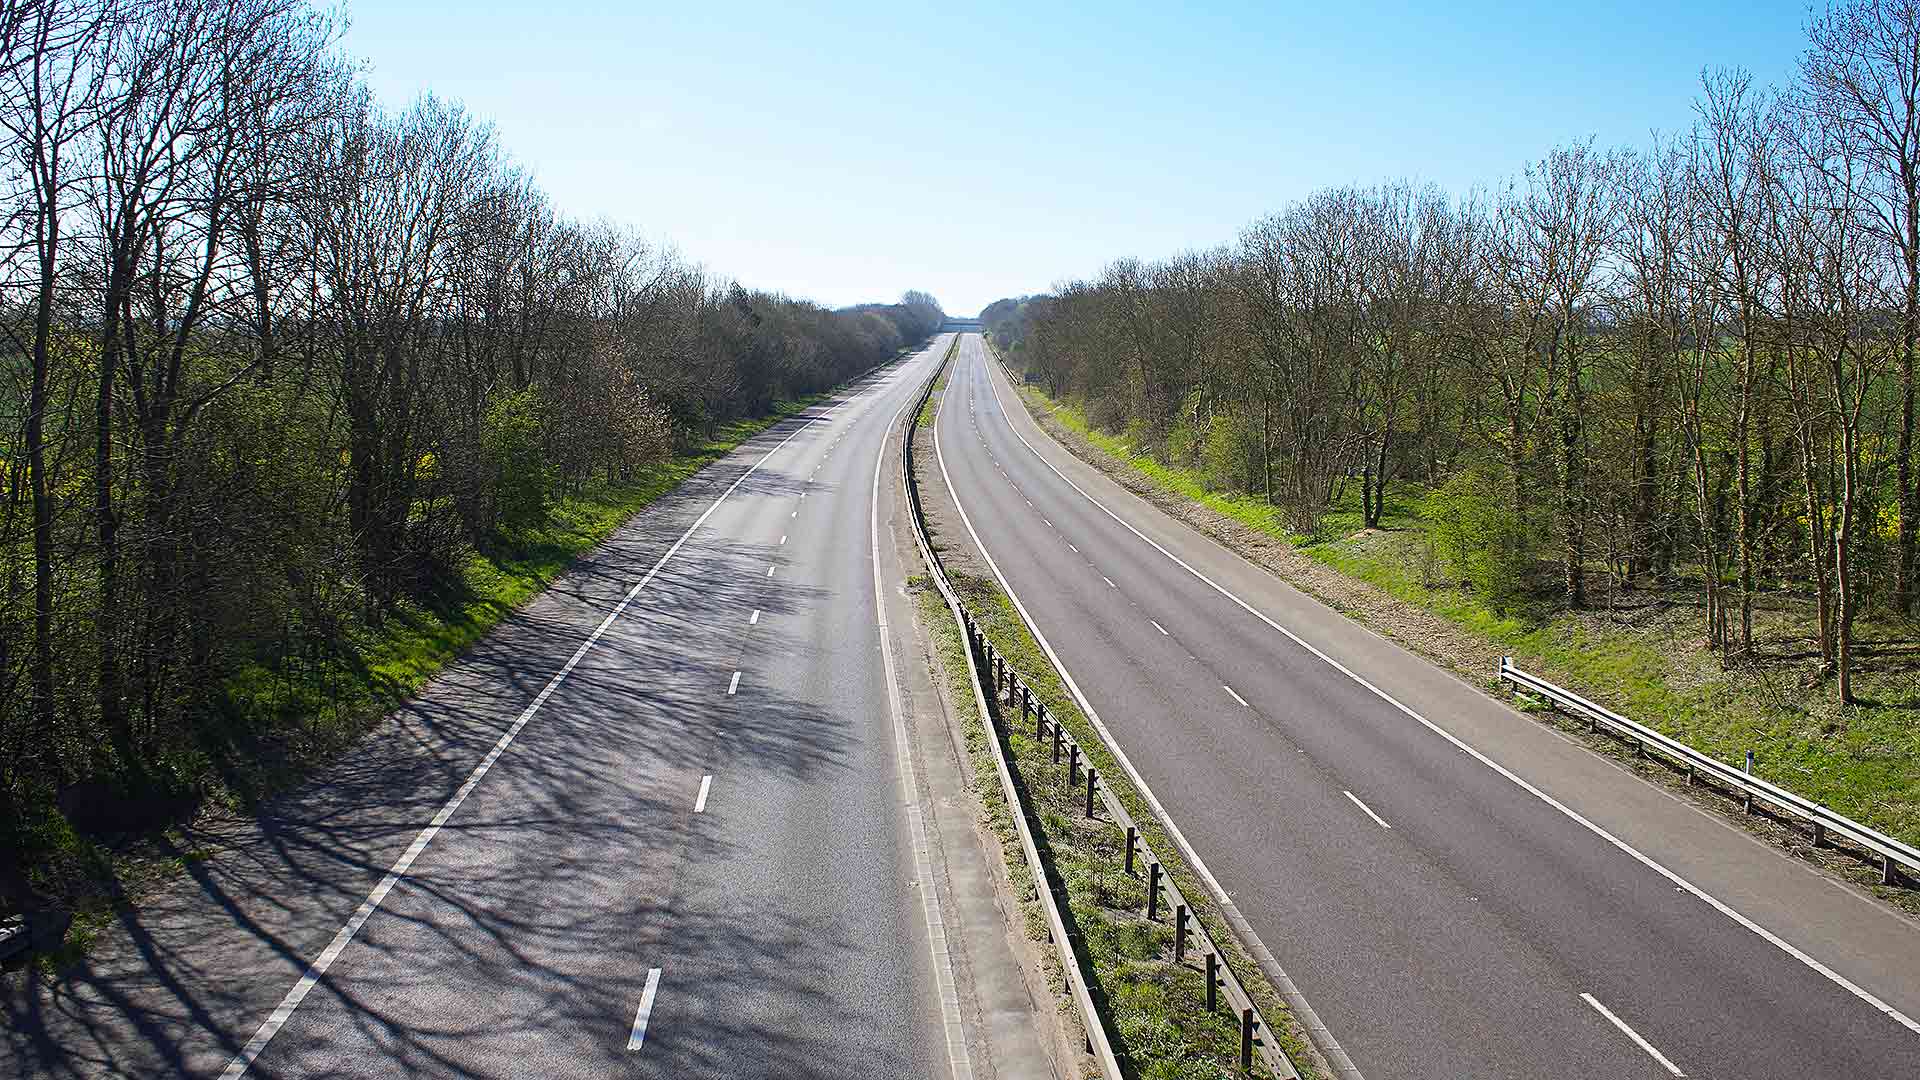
[7, 337, 986, 1079]
[934, 331, 1920, 1080]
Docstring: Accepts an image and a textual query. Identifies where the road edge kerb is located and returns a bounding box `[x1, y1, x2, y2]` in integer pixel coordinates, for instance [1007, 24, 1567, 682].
[902, 338, 1126, 1080]
[936, 339, 1357, 1080]
[974, 337, 1920, 1045]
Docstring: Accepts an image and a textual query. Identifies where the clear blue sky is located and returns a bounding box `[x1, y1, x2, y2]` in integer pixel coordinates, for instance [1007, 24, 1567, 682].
[342, 1, 1811, 316]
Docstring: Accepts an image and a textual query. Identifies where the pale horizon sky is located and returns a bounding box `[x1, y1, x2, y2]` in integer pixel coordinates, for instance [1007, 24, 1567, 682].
[342, 2, 1812, 317]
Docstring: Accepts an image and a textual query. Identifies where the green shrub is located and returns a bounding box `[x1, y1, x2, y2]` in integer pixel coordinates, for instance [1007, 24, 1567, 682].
[1202, 412, 1261, 494]
[1422, 467, 1538, 608]
[482, 388, 552, 535]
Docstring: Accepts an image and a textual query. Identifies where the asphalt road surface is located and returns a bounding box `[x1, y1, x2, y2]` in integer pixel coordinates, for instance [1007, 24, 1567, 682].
[6, 337, 971, 1080]
[934, 331, 1920, 1080]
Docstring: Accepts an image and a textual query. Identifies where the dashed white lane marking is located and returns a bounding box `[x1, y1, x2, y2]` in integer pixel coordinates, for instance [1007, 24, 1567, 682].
[1343, 790, 1392, 830]
[1223, 684, 1250, 708]
[1581, 993, 1684, 1076]
[728, 671, 741, 695]
[626, 968, 663, 1051]
[1150, 619, 1168, 636]
[791, 510, 797, 518]
[780, 535, 787, 545]
[215, 404, 834, 1080]
[1043, 519, 1053, 529]
[1068, 543, 1079, 553]
[694, 775, 713, 813]
[1102, 576, 1116, 588]
[766, 565, 775, 578]
[749, 609, 760, 625]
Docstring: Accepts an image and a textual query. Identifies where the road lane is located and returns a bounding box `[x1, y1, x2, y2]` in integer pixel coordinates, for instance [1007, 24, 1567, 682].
[225, 341, 957, 1079]
[936, 331, 1920, 1080]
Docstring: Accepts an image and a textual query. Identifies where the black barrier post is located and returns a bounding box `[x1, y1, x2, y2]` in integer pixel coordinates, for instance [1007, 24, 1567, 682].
[1147, 862, 1163, 920]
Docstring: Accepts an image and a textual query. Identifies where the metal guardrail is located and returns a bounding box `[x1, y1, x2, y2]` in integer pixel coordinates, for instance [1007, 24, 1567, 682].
[902, 338, 1297, 1078]
[1497, 657, 1920, 886]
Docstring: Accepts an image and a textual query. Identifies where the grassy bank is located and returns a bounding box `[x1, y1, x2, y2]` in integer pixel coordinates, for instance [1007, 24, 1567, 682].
[23, 388, 839, 966]
[1017, 380, 1920, 875]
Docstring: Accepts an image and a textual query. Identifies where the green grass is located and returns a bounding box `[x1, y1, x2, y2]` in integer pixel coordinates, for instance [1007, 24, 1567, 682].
[923, 562, 1309, 1079]
[1020, 384, 1920, 877]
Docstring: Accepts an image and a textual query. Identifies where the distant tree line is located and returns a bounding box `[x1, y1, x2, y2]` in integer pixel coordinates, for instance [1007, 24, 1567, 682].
[986, 0, 1920, 704]
[0, 0, 941, 879]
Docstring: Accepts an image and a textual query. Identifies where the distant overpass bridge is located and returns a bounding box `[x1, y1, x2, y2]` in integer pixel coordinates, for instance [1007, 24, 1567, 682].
[942, 317, 983, 332]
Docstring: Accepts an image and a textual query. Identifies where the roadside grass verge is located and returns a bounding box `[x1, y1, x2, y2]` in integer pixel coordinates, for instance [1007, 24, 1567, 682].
[1015, 380, 1920, 875]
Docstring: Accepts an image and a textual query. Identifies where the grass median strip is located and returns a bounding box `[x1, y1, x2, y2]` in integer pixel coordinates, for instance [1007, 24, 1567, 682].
[925, 559, 1313, 1079]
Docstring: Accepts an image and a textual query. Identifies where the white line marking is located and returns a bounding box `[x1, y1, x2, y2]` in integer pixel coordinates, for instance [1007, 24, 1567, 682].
[218, 409, 831, 1080]
[1102, 576, 1115, 588]
[749, 609, 760, 625]
[875, 367, 976, 1080]
[626, 968, 663, 1051]
[728, 671, 741, 695]
[969, 342, 1920, 1041]
[780, 534, 787, 545]
[1068, 543, 1079, 553]
[1043, 519, 1053, 528]
[765, 565, 775, 578]
[1224, 684, 1250, 708]
[1581, 993, 1684, 1075]
[694, 775, 713, 813]
[1344, 790, 1392, 830]
[791, 510, 797, 517]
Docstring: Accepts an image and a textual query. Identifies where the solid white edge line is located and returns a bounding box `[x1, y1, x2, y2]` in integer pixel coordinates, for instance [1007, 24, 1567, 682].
[626, 967, 663, 1051]
[1223, 684, 1250, 708]
[218, 407, 831, 1080]
[1582, 993, 1685, 1076]
[727, 671, 741, 696]
[874, 341, 975, 1080]
[1343, 790, 1392, 830]
[694, 774, 713, 813]
[971, 334, 1920, 1040]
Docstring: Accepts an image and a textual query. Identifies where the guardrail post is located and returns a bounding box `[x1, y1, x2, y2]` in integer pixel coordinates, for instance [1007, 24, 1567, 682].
[1086, 768, 1098, 818]
[1744, 750, 1755, 814]
[1886, 852, 1899, 886]
[1174, 903, 1189, 962]
[1051, 723, 1063, 763]
[1068, 744, 1081, 787]
[1035, 700, 1046, 740]
[1020, 685, 1031, 722]
[1206, 951, 1219, 1011]
[1241, 1009, 1256, 1070]
[1147, 862, 1163, 920]
[1813, 821, 1825, 848]
[1125, 826, 1138, 874]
